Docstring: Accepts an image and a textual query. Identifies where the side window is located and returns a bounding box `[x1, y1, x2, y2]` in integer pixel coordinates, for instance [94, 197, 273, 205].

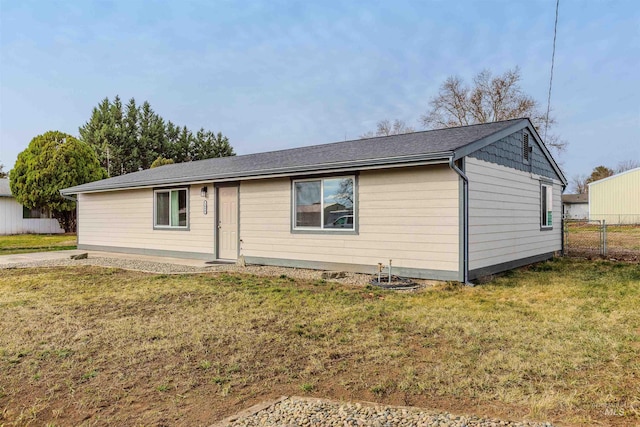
[154, 188, 188, 228]
[541, 183, 553, 228]
[293, 176, 355, 231]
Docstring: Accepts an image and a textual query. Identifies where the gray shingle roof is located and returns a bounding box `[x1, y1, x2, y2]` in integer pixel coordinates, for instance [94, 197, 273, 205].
[62, 119, 527, 194]
[0, 179, 12, 197]
[562, 194, 588, 204]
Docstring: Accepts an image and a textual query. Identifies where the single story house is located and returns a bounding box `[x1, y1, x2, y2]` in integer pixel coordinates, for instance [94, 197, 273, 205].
[589, 167, 640, 225]
[0, 178, 65, 235]
[562, 193, 589, 219]
[61, 118, 567, 282]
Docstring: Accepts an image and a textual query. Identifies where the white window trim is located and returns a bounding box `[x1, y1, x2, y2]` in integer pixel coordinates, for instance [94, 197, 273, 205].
[292, 176, 356, 232]
[540, 183, 553, 229]
[154, 187, 189, 229]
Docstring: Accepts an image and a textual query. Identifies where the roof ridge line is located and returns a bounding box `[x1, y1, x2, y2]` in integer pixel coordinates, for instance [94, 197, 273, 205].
[211, 118, 529, 161]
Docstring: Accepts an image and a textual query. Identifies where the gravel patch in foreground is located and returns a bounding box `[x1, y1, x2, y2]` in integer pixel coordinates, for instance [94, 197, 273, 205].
[224, 397, 553, 427]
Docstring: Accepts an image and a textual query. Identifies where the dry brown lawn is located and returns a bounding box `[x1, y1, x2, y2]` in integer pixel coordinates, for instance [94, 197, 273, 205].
[1, 258, 639, 426]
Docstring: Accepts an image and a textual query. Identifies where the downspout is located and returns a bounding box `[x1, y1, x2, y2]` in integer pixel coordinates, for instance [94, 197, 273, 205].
[449, 157, 472, 285]
[561, 182, 566, 256]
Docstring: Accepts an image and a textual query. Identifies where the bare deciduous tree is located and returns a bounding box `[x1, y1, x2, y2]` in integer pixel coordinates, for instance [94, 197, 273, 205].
[616, 159, 640, 173]
[0, 163, 6, 178]
[361, 119, 415, 138]
[570, 174, 589, 194]
[420, 67, 566, 154]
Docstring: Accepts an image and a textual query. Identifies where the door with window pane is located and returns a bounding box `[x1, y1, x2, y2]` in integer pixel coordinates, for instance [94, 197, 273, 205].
[217, 186, 238, 260]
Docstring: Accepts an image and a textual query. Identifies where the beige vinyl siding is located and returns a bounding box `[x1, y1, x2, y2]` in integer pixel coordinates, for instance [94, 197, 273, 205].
[0, 197, 64, 235]
[78, 186, 214, 255]
[467, 157, 562, 270]
[240, 165, 459, 272]
[589, 168, 640, 224]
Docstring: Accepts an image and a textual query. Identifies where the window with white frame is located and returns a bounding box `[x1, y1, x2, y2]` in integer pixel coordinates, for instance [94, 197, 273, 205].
[541, 183, 553, 228]
[154, 188, 188, 228]
[293, 177, 355, 230]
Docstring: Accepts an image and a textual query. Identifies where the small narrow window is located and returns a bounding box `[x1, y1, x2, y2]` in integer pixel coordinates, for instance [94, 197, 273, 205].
[541, 183, 553, 228]
[23, 206, 50, 219]
[293, 176, 355, 231]
[154, 188, 188, 228]
[523, 132, 530, 162]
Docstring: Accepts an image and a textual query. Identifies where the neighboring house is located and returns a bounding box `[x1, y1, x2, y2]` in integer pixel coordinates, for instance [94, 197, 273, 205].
[0, 179, 65, 235]
[61, 118, 567, 282]
[562, 193, 589, 219]
[589, 167, 640, 225]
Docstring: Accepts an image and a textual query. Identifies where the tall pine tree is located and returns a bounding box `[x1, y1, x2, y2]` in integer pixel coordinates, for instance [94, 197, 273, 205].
[79, 96, 234, 176]
[122, 98, 140, 173]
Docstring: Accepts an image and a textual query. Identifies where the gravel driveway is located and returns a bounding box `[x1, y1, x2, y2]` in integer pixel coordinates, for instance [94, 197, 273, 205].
[216, 396, 554, 427]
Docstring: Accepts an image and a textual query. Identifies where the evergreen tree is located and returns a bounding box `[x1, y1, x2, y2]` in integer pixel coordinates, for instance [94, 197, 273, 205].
[150, 157, 175, 168]
[79, 96, 234, 174]
[138, 101, 157, 170]
[164, 121, 180, 160]
[107, 95, 125, 175]
[10, 131, 106, 232]
[191, 129, 235, 161]
[79, 97, 111, 173]
[208, 131, 235, 158]
[122, 98, 140, 173]
[585, 166, 614, 185]
[175, 126, 194, 163]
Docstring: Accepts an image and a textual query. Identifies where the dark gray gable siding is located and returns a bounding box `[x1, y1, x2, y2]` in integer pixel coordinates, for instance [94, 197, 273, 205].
[468, 129, 560, 181]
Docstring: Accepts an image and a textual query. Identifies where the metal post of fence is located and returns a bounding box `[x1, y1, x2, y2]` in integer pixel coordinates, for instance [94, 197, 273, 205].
[598, 220, 603, 256]
[603, 220, 607, 257]
[563, 218, 567, 256]
[600, 220, 604, 256]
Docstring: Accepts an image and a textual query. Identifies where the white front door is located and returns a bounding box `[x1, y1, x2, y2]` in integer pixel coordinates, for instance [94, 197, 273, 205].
[217, 186, 238, 260]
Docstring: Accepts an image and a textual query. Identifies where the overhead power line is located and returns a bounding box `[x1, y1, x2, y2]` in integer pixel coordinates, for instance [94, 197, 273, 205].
[544, 0, 560, 141]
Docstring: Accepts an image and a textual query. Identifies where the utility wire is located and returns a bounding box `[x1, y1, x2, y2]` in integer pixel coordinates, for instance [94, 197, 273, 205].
[544, 0, 560, 141]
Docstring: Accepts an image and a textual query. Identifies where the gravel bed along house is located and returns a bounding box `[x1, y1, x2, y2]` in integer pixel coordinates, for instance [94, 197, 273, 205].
[220, 396, 554, 427]
[0, 255, 431, 288]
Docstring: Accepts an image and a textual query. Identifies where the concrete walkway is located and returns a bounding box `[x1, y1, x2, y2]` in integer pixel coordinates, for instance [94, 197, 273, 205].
[0, 249, 88, 266]
[0, 249, 214, 268]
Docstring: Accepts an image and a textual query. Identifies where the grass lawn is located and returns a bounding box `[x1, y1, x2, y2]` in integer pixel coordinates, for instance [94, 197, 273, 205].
[1, 258, 639, 426]
[0, 234, 77, 255]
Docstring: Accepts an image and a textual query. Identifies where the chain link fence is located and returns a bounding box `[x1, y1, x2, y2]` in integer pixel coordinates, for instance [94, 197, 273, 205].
[563, 218, 640, 261]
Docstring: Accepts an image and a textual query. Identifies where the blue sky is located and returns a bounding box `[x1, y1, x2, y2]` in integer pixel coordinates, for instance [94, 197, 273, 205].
[1, 0, 638, 186]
